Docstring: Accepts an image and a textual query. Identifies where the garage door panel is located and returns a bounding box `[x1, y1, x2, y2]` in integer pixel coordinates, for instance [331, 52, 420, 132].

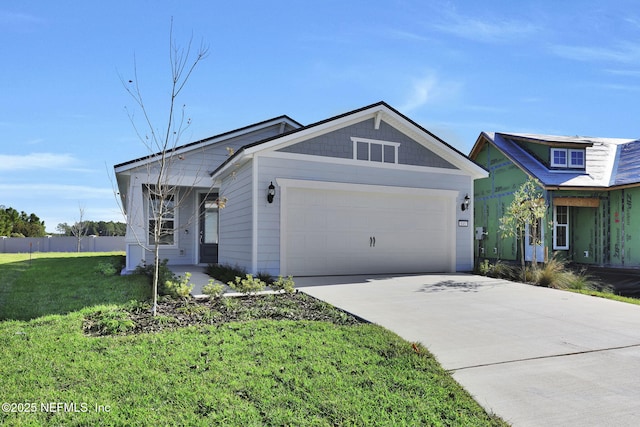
[284, 187, 453, 276]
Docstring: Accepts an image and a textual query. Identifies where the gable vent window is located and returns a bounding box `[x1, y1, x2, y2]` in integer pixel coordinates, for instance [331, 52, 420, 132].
[352, 137, 399, 164]
[550, 148, 585, 169]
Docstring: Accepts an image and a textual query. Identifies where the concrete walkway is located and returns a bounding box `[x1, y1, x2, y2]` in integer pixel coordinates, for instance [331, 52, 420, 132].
[168, 265, 222, 297]
[297, 273, 640, 426]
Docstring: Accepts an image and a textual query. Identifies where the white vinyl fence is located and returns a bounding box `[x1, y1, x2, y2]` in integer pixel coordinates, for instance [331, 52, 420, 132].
[0, 236, 125, 253]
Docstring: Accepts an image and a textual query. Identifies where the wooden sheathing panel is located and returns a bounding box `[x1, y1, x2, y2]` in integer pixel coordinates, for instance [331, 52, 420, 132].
[553, 197, 600, 207]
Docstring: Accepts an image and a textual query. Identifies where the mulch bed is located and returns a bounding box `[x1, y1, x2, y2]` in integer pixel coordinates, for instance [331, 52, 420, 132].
[84, 291, 364, 336]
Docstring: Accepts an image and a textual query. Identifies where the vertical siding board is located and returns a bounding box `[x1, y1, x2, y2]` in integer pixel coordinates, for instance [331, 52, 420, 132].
[218, 161, 253, 270]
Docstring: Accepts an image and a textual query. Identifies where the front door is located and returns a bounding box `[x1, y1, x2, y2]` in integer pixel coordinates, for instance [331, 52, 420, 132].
[199, 193, 219, 264]
[525, 218, 545, 263]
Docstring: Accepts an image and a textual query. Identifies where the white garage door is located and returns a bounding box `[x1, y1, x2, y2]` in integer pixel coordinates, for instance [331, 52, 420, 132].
[282, 183, 455, 276]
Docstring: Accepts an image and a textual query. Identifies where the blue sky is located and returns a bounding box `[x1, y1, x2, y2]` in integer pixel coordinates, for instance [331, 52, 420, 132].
[2, 1, 640, 232]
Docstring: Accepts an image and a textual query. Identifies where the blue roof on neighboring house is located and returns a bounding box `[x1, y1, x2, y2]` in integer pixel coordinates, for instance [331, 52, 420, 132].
[471, 132, 640, 189]
[615, 140, 640, 186]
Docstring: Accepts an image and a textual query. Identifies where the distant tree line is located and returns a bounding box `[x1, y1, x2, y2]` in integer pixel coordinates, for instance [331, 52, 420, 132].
[56, 220, 126, 237]
[0, 206, 46, 237]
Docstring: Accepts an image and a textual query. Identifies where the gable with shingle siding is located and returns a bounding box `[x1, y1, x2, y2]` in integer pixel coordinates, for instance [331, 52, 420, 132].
[278, 118, 457, 169]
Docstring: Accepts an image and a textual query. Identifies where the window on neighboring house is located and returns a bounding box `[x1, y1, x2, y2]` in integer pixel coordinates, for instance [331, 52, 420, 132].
[553, 205, 569, 250]
[551, 148, 567, 167]
[148, 192, 176, 245]
[550, 148, 585, 169]
[352, 137, 399, 164]
[569, 149, 585, 168]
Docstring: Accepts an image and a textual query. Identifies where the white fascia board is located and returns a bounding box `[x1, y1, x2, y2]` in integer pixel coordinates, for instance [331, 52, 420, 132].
[211, 151, 253, 180]
[260, 151, 472, 176]
[276, 178, 458, 199]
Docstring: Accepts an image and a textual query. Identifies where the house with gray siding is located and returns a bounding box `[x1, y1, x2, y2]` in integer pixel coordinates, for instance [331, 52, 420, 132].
[114, 102, 488, 276]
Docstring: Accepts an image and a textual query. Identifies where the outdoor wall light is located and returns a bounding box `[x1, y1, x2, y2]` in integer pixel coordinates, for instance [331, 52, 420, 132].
[267, 182, 276, 203]
[461, 194, 470, 211]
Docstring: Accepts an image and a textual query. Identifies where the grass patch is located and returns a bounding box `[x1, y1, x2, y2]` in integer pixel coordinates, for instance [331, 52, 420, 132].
[569, 289, 640, 305]
[0, 252, 149, 321]
[0, 315, 505, 426]
[0, 253, 506, 425]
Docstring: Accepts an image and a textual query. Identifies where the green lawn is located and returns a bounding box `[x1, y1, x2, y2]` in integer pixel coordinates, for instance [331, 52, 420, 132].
[0, 253, 507, 426]
[0, 252, 149, 321]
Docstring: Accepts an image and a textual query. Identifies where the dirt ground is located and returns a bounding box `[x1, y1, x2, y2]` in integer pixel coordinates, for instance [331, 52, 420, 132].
[585, 267, 640, 298]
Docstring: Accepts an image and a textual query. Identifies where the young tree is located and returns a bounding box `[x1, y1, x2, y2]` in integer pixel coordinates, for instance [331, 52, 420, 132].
[122, 21, 208, 316]
[70, 206, 89, 252]
[499, 178, 547, 272]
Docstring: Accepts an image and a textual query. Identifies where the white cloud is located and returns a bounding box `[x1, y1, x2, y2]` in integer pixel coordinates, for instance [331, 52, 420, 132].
[0, 183, 114, 200]
[600, 83, 640, 92]
[386, 29, 433, 43]
[0, 11, 42, 25]
[399, 72, 463, 112]
[0, 153, 77, 171]
[431, 9, 539, 43]
[605, 69, 640, 77]
[550, 42, 640, 64]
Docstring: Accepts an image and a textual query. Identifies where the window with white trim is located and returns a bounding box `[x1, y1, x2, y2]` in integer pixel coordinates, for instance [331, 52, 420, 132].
[569, 149, 585, 168]
[352, 137, 399, 164]
[550, 148, 585, 169]
[553, 205, 569, 250]
[147, 191, 176, 245]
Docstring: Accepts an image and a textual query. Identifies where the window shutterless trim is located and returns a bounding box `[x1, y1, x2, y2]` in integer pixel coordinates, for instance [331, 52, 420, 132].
[553, 205, 569, 250]
[351, 137, 400, 164]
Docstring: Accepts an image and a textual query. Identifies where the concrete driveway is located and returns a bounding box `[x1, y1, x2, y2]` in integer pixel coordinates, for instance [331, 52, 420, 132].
[297, 273, 640, 427]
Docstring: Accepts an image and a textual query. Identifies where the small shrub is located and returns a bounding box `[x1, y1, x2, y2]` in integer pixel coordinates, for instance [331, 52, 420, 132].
[476, 259, 516, 280]
[477, 259, 491, 276]
[202, 280, 225, 299]
[227, 274, 266, 295]
[206, 263, 247, 283]
[95, 261, 117, 276]
[154, 314, 177, 325]
[522, 266, 537, 283]
[534, 256, 568, 288]
[256, 271, 274, 285]
[85, 308, 135, 335]
[222, 297, 239, 310]
[163, 273, 194, 299]
[490, 261, 517, 280]
[134, 259, 177, 289]
[565, 269, 602, 291]
[270, 275, 295, 293]
[202, 309, 221, 323]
